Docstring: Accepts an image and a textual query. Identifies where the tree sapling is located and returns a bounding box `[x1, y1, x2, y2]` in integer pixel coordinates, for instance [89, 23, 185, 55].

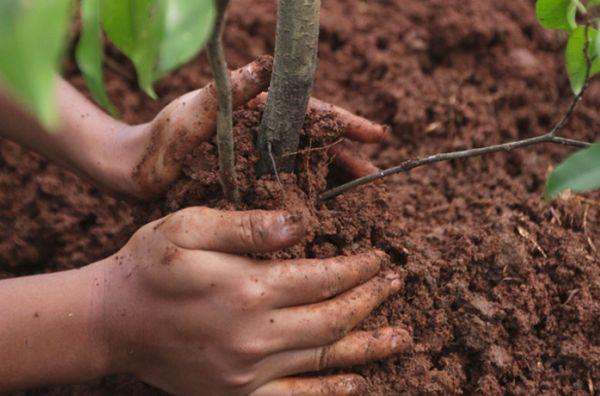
[256, 0, 321, 175]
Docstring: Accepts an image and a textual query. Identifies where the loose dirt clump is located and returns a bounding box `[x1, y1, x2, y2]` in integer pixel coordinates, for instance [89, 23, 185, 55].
[0, 0, 598, 395]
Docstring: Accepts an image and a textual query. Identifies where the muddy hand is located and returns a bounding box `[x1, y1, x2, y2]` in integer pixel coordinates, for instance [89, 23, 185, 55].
[249, 93, 389, 178]
[130, 56, 388, 201]
[127, 56, 274, 200]
[95, 208, 411, 395]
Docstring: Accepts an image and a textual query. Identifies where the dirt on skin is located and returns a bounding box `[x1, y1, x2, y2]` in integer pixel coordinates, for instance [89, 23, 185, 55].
[1, 0, 599, 395]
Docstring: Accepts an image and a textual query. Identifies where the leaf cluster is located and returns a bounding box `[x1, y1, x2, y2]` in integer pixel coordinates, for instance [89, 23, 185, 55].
[0, 0, 216, 125]
[536, 0, 600, 198]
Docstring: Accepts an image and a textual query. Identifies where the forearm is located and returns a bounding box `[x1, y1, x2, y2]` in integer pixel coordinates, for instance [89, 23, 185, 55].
[0, 264, 109, 391]
[0, 78, 146, 195]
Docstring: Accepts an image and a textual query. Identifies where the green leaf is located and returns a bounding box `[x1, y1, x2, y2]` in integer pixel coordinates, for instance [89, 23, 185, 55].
[102, 0, 166, 98]
[76, 0, 117, 115]
[545, 143, 600, 199]
[0, 0, 73, 128]
[536, 0, 578, 32]
[157, 0, 216, 76]
[565, 26, 600, 94]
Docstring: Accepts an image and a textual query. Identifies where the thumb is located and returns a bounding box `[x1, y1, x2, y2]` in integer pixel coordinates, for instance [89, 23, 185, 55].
[158, 207, 305, 254]
[131, 56, 273, 200]
[155, 55, 273, 141]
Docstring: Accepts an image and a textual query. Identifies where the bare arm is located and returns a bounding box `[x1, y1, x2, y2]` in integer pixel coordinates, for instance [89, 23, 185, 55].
[0, 264, 108, 390]
[0, 78, 147, 196]
[0, 58, 389, 201]
[0, 208, 411, 394]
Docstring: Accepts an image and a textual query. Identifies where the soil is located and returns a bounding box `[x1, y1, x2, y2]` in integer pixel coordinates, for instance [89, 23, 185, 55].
[1, 0, 599, 395]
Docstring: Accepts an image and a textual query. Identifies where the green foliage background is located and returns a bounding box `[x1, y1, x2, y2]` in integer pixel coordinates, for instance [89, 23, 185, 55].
[535, 0, 600, 198]
[0, 0, 215, 126]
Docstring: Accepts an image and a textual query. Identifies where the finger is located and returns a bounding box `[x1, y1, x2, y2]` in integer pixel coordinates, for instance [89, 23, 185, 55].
[157, 207, 305, 254]
[264, 327, 412, 379]
[158, 55, 273, 138]
[265, 251, 385, 308]
[330, 140, 380, 178]
[271, 274, 402, 350]
[308, 97, 390, 143]
[251, 374, 367, 396]
[249, 93, 389, 143]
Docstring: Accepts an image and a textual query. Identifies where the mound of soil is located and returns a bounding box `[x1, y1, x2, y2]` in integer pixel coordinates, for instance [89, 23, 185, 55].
[1, 0, 598, 395]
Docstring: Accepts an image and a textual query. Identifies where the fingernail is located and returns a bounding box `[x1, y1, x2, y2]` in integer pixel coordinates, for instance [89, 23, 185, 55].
[345, 376, 368, 395]
[283, 212, 303, 224]
[384, 270, 400, 281]
[280, 212, 304, 239]
[382, 125, 392, 140]
[372, 249, 389, 262]
[383, 270, 402, 292]
[391, 279, 402, 293]
[390, 328, 412, 353]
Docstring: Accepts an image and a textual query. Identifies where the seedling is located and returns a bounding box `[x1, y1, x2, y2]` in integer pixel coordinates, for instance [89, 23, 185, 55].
[0, 0, 597, 202]
[321, 0, 600, 200]
[206, 0, 238, 202]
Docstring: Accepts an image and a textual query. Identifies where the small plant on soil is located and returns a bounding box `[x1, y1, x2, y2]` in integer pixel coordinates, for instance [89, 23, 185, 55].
[0, 0, 597, 201]
[321, 0, 600, 201]
[0, 0, 322, 204]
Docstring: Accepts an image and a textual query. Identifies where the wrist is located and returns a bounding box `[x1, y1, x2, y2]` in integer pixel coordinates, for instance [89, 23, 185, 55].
[0, 265, 112, 389]
[85, 253, 144, 377]
[83, 123, 149, 198]
[81, 260, 115, 379]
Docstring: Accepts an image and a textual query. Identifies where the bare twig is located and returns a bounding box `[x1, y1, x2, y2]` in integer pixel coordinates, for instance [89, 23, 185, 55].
[562, 289, 579, 306]
[575, 195, 600, 207]
[320, 134, 591, 200]
[282, 138, 343, 158]
[320, 24, 595, 201]
[267, 141, 282, 187]
[582, 205, 597, 253]
[517, 226, 547, 258]
[207, 0, 239, 202]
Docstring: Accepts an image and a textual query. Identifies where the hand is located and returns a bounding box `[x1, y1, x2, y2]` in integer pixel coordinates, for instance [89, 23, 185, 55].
[93, 208, 411, 395]
[0, 57, 387, 202]
[124, 56, 388, 200]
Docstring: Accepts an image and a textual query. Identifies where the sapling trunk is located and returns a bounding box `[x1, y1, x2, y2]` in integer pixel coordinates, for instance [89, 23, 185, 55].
[256, 0, 321, 174]
[207, 0, 239, 202]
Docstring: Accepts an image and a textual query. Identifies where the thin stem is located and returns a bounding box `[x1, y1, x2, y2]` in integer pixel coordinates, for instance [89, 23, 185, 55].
[207, 0, 239, 203]
[282, 138, 343, 158]
[320, 135, 591, 200]
[320, 24, 595, 201]
[549, 23, 592, 137]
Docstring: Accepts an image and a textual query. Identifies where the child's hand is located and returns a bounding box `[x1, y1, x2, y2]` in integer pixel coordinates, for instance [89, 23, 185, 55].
[93, 208, 411, 395]
[124, 56, 389, 200]
[1, 56, 387, 202]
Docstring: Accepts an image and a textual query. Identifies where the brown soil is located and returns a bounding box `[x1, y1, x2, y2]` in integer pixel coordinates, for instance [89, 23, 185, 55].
[1, 0, 599, 395]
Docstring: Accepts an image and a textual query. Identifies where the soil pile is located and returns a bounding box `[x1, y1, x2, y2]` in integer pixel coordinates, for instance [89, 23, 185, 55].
[1, 0, 598, 395]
